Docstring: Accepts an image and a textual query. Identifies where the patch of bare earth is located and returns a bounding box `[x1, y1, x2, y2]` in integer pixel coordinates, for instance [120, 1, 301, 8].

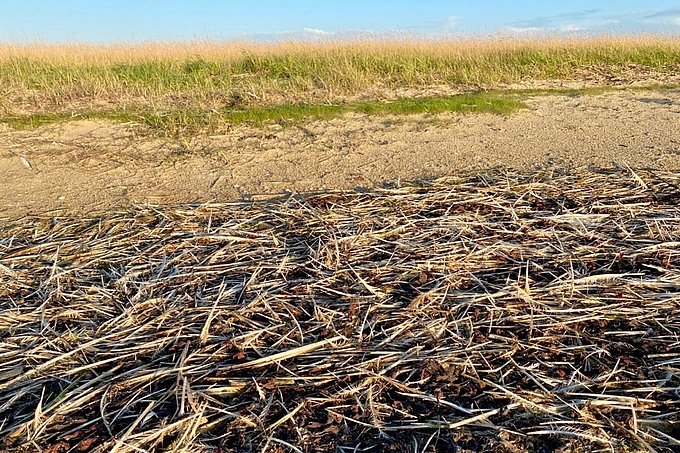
[2, 87, 680, 220]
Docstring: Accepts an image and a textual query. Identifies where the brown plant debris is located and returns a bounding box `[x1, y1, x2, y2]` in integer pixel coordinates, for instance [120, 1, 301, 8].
[1, 167, 680, 452]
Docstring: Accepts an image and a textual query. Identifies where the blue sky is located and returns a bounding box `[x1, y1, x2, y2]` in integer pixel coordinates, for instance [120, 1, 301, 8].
[1, 1, 680, 43]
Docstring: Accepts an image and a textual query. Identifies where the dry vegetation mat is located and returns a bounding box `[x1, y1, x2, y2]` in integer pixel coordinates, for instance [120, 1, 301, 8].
[2, 167, 680, 452]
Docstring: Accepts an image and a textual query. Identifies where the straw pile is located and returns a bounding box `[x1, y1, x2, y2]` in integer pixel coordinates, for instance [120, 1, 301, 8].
[1, 167, 679, 453]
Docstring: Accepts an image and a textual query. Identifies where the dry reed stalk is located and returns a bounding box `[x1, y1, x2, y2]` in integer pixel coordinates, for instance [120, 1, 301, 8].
[1, 167, 680, 452]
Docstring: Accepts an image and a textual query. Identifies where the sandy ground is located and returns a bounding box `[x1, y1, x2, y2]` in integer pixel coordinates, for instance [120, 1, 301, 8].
[2, 87, 680, 220]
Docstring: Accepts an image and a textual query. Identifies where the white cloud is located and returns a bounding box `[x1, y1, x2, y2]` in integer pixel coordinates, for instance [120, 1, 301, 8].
[501, 24, 584, 36]
[502, 7, 680, 35]
[442, 16, 461, 30]
[559, 24, 585, 32]
[301, 28, 330, 36]
[262, 27, 336, 41]
[501, 27, 544, 36]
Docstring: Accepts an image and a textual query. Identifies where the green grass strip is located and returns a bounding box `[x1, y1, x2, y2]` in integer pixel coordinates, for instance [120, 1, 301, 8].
[4, 84, 678, 135]
[352, 94, 523, 115]
[0, 92, 526, 135]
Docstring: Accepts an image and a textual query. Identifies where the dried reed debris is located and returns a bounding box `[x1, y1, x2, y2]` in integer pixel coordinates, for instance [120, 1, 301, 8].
[1, 167, 680, 452]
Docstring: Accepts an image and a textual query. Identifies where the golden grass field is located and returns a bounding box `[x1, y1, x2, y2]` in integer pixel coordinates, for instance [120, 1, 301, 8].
[1, 35, 680, 119]
[1, 36, 680, 453]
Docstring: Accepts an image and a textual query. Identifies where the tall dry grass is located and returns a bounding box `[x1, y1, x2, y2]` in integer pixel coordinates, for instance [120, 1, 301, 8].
[1, 35, 679, 117]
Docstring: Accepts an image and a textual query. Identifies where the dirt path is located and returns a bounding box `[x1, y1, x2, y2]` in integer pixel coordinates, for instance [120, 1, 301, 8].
[2, 88, 680, 220]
